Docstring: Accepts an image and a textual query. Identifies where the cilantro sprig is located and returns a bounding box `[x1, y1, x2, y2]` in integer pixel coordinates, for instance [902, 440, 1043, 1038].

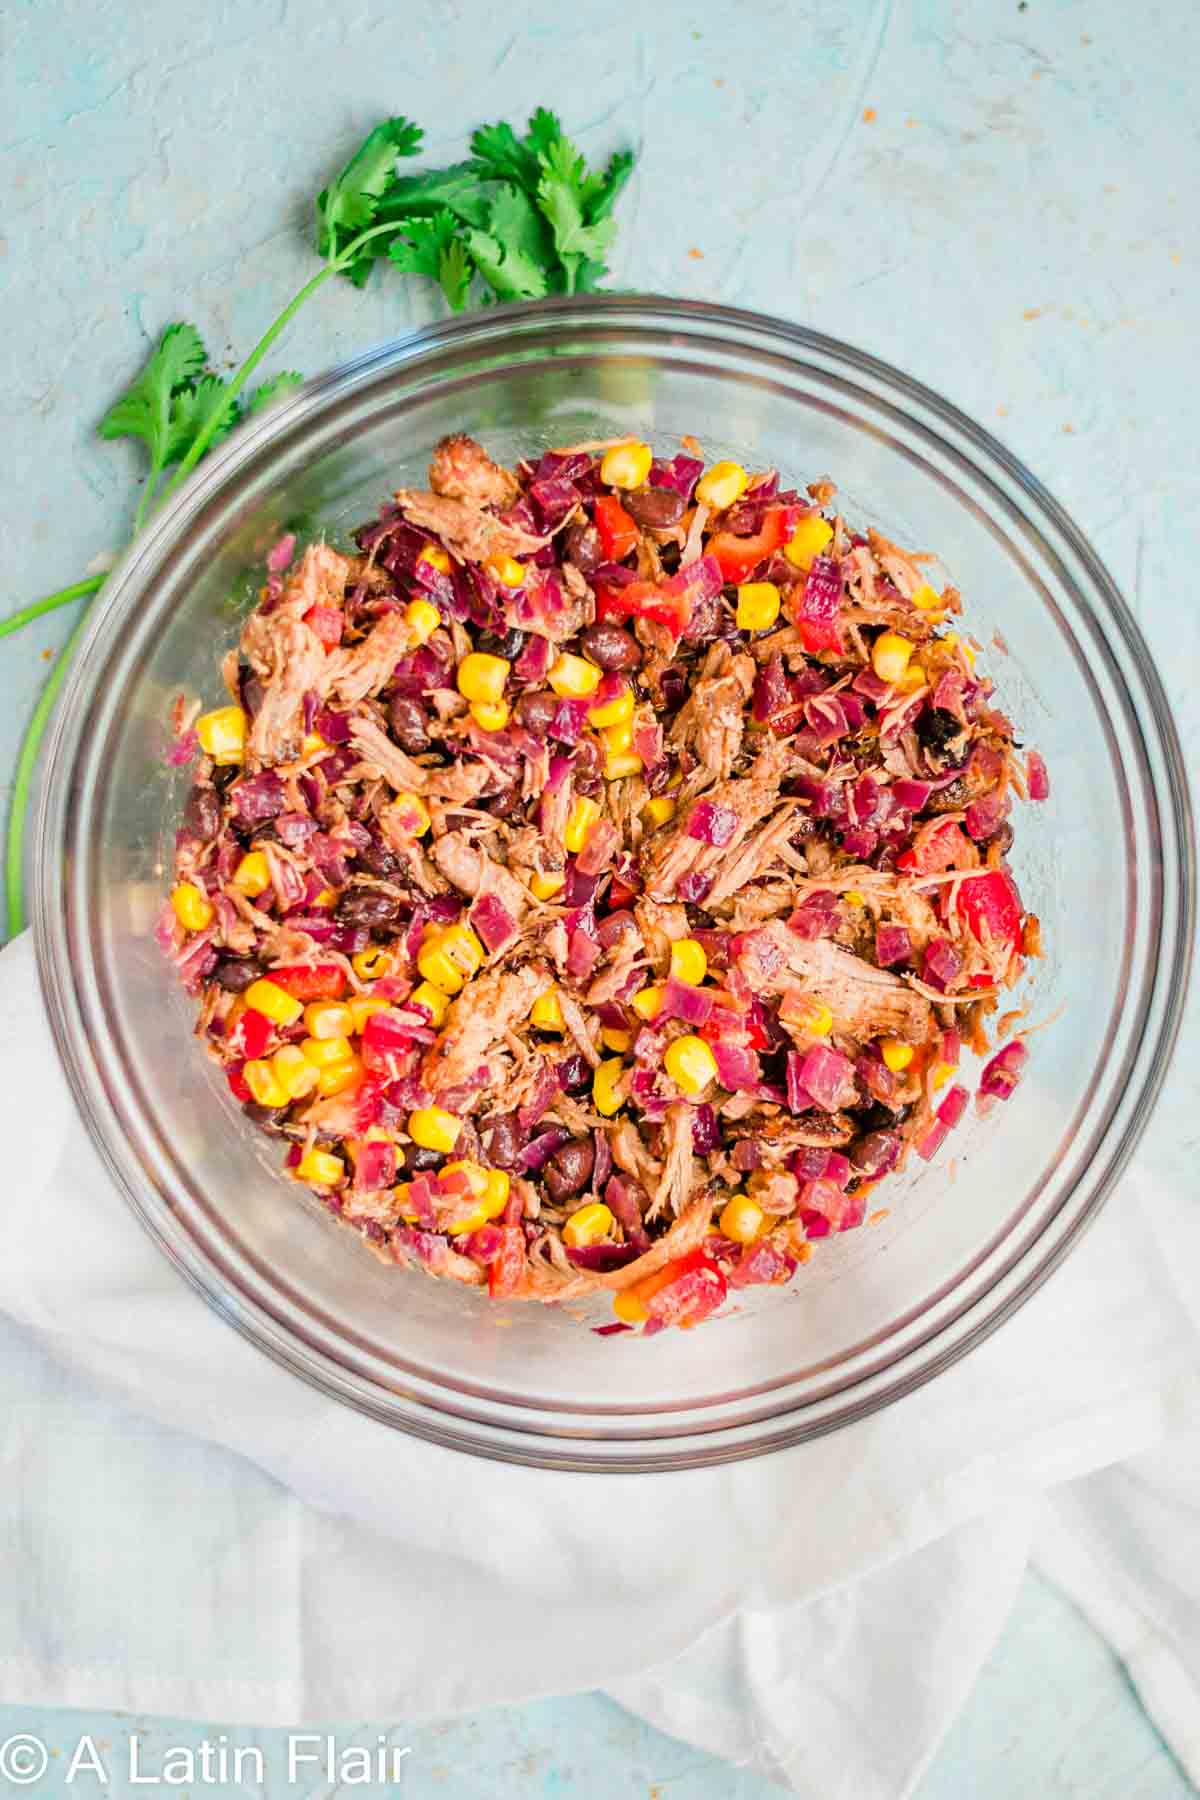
[3, 109, 636, 936]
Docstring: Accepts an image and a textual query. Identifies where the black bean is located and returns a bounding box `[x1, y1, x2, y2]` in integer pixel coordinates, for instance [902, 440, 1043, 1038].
[242, 1100, 290, 1134]
[579, 622, 642, 671]
[849, 1129, 902, 1178]
[985, 821, 1015, 855]
[357, 839, 402, 879]
[925, 775, 970, 814]
[182, 784, 220, 841]
[623, 487, 685, 529]
[336, 889, 405, 929]
[402, 1143, 444, 1174]
[482, 780, 522, 819]
[388, 694, 430, 754]
[916, 708, 963, 756]
[515, 690, 559, 734]
[544, 1137, 595, 1202]
[211, 764, 239, 795]
[563, 522, 601, 573]
[477, 626, 526, 660]
[212, 955, 265, 992]
[479, 1112, 522, 1170]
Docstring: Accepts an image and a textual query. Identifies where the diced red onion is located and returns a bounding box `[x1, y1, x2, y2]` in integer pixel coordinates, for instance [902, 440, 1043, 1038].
[803, 693, 849, 746]
[824, 1151, 852, 1190]
[840, 693, 868, 730]
[789, 1145, 832, 1182]
[166, 729, 198, 768]
[786, 890, 839, 941]
[514, 633, 552, 682]
[275, 812, 317, 849]
[892, 778, 932, 810]
[687, 799, 739, 846]
[691, 1103, 720, 1154]
[941, 1028, 962, 1067]
[976, 1040, 1029, 1115]
[561, 861, 599, 909]
[605, 1174, 650, 1251]
[549, 697, 591, 744]
[711, 1042, 761, 1091]
[922, 936, 963, 992]
[850, 1128, 901, 1177]
[796, 555, 843, 653]
[266, 532, 296, 574]
[799, 1209, 832, 1238]
[965, 786, 1010, 841]
[632, 718, 663, 769]
[660, 975, 714, 1028]
[353, 1139, 397, 1192]
[576, 818, 620, 877]
[1027, 751, 1050, 801]
[529, 476, 579, 532]
[677, 871, 713, 903]
[567, 929, 602, 981]
[875, 923, 912, 967]
[938, 1083, 970, 1129]
[470, 893, 518, 953]
[728, 1241, 795, 1287]
[731, 1138, 761, 1172]
[520, 1126, 571, 1171]
[797, 1044, 858, 1112]
[648, 453, 704, 501]
[752, 652, 793, 723]
[840, 825, 878, 858]
[853, 666, 893, 703]
[231, 771, 286, 824]
[786, 1051, 813, 1114]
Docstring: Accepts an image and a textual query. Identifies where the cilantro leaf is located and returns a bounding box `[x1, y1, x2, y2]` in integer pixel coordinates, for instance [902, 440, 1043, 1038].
[584, 147, 635, 224]
[97, 323, 208, 460]
[524, 107, 564, 157]
[388, 209, 478, 311]
[536, 137, 619, 290]
[469, 119, 541, 192]
[244, 371, 304, 415]
[464, 228, 549, 303]
[374, 161, 492, 231]
[162, 374, 241, 466]
[316, 116, 424, 278]
[487, 182, 557, 273]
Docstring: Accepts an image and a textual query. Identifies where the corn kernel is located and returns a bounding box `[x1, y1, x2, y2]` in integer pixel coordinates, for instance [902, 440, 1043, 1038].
[896, 661, 926, 693]
[530, 989, 565, 1032]
[446, 1204, 490, 1237]
[784, 514, 834, 571]
[442, 1159, 490, 1200]
[564, 795, 602, 855]
[387, 792, 432, 838]
[548, 652, 602, 699]
[304, 1001, 354, 1040]
[631, 985, 664, 1022]
[243, 977, 304, 1027]
[316, 1053, 363, 1097]
[736, 581, 781, 632]
[529, 869, 565, 900]
[601, 1027, 633, 1054]
[408, 1106, 461, 1153]
[605, 749, 644, 781]
[417, 922, 484, 995]
[348, 996, 391, 1035]
[563, 1202, 616, 1247]
[592, 1058, 627, 1117]
[470, 697, 511, 731]
[844, 890, 866, 906]
[587, 683, 635, 729]
[911, 582, 942, 612]
[170, 881, 214, 932]
[792, 997, 833, 1038]
[942, 632, 976, 669]
[603, 719, 635, 755]
[643, 795, 677, 827]
[719, 1193, 766, 1244]
[410, 981, 451, 1028]
[485, 553, 525, 587]
[871, 632, 915, 685]
[243, 1058, 290, 1109]
[696, 460, 749, 511]
[405, 597, 441, 643]
[613, 1289, 649, 1324]
[484, 1169, 511, 1217]
[352, 946, 393, 981]
[456, 651, 510, 705]
[600, 441, 653, 489]
[195, 705, 247, 766]
[881, 1039, 915, 1072]
[669, 938, 708, 985]
[300, 1033, 355, 1068]
[313, 887, 337, 909]
[664, 1034, 718, 1095]
[931, 1060, 955, 1091]
[271, 1044, 319, 1100]
[297, 1147, 346, 1187]
[301, 731, 328, 756]
[416, 543, 451, 577]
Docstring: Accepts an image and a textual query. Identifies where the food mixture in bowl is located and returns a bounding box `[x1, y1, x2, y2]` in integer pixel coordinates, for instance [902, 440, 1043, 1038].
[161, 434, 1048, 1333]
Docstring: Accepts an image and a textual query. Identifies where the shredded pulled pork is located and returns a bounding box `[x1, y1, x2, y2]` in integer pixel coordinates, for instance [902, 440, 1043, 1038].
[169, 433, 1044, 1331]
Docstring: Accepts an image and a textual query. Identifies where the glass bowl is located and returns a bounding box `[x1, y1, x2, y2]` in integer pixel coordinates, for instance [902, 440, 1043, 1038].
[33, 298, 1194, 1470]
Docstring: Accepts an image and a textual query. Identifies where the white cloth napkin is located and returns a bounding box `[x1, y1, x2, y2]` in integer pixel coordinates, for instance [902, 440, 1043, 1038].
[2, 930, 1197, 1797]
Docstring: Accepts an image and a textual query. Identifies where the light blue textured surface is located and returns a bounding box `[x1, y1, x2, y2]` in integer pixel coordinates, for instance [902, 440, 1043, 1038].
[2, 0, 1197, 1793]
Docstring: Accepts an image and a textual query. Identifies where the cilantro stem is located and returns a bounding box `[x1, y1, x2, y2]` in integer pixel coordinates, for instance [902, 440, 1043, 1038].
[0, 574, 104, 641]
[6, 607, 92, 937]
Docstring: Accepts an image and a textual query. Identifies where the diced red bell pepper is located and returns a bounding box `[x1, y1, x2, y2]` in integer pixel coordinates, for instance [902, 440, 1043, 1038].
[897, 820, 970, 876]
[595, 577, 691, 636]
[642, 1247, 728, 1329]
[360, 1009, 413, 1073]
[268, 962, 347, 1000]
[488, 1226, 526, 1297]
[303, 603, 344, 648]
[607, 871, 641, 910]
[593, 494, 640, 563]
[227, 1006, 272, 1060]
[706, 505, 801, 585]
[226, 1062, 252, 1103]
[956, 869, 1024, 952]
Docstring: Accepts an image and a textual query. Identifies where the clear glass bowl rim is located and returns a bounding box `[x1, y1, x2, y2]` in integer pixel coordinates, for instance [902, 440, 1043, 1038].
[33, 295, 1196, 1471]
